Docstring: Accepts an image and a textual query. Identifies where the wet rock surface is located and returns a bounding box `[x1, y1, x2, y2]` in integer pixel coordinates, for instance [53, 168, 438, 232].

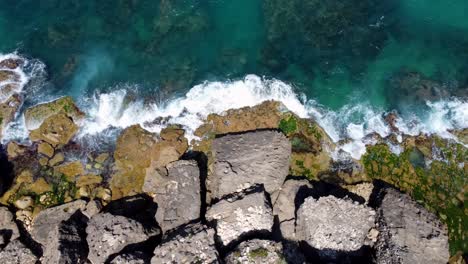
[375, 187, 450, 264]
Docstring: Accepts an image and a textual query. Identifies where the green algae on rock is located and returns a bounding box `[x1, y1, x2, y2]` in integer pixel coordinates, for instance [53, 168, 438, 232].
[362, 140, 467, 254]
[24, 96, 84, 131]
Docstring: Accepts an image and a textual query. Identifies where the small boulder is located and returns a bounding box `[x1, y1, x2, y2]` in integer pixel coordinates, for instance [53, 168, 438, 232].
[152, 223, 219, 264]
[375, 187, 450, 264]
[152, 160, 201, 233]
[0, 207, 20, 246]
[210, 130, 291, 201]
[272, 179, 312, 240]
[224, 239, 305, 264]
[0, 239, 37, 264]
[206, 187, 274, 247]
[37, 142, 54, 158]
[296, 196, 375, 257]
[31, 199, 87, 246]
[87, 212, 159, 264]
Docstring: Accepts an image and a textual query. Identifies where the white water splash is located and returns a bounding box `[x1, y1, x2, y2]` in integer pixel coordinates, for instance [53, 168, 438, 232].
[1, 57, 467, 160]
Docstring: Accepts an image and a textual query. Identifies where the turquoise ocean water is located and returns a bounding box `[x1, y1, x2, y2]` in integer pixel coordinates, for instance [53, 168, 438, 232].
[0, 0, 467, 141]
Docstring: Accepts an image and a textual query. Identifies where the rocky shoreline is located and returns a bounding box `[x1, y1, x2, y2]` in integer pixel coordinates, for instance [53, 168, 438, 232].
[0, 58, 467, 263]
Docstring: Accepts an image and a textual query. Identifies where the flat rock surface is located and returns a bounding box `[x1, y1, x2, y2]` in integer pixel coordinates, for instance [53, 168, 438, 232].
[0, 239, 37, 264]
[152, 223, 219, 264]
[210, 130, 291, 201]
[153, 160, 201, 233]
[296, 196, 375, 253]
[87, 212, 159, 264]
[31, 199, 87, 246]
[375, 187, 450, 264]
[206, 188, 274, 247]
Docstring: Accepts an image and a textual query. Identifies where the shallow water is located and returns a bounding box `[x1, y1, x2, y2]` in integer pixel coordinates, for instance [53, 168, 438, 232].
[0, 0, 467, 149]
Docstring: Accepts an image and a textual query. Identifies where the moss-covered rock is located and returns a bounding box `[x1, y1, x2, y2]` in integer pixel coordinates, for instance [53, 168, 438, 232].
[29, 113, 78, 146]
[362, 139, 467, 254]
[110, 124, 188, 200]
[24, 96, 84, 131]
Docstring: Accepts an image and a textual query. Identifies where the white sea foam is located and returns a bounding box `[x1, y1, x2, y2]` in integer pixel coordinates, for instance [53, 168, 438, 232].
[1, 59, 467, 160]
[0, 53, 30, 102]
[80, 75, 309, 138]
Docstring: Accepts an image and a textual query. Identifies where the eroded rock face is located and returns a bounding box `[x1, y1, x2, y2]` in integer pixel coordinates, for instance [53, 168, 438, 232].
[375, 187, 450, 264]
[24, 96, 84, 131]
[194, 101, 285, 137]
[0, 239, 37, 264]
[206, 187, 274, 247]
[0, 206, 20, 246]
[31, 199, 87, 246]
[110, 251, 150, 264]
[224, 239, 305, 264]
[110, 125, 188, 200]
[152, 223, 219, 264]
[296, 196, 376, 256]
[210, 130, 291, 201]
[272, 179, 312, 241]
[29, 113, 78, 146]
[152, 160, 201, 233]
[41, 211, 88, 264]
[86, 212, 159, 264]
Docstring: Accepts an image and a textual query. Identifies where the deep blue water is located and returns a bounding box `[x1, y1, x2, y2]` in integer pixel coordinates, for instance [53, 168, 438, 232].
[1, 0, 467, 111]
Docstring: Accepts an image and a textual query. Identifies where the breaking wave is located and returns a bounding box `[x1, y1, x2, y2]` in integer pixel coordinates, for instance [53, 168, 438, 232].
[1, 53, 467, 160]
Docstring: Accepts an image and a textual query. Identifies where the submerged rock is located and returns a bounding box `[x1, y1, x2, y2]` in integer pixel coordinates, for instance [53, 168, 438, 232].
[296, 196, 376, 257]
[375, 187, 450, 264]
[206, 187, 274, 247]
[225, 239, 305, 264]
[152, 160, 201, 233]
[0, 94, 22, 139]
[87, 212, 159, 264]
[0, 239, 37, 264]
[210, 130, 291, 201]
[152, 223, 219, 264]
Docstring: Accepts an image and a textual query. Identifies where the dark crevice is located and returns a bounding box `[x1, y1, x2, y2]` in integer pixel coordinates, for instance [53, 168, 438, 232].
[213, 128, 282, 138]
[0, 144, 14, 197]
